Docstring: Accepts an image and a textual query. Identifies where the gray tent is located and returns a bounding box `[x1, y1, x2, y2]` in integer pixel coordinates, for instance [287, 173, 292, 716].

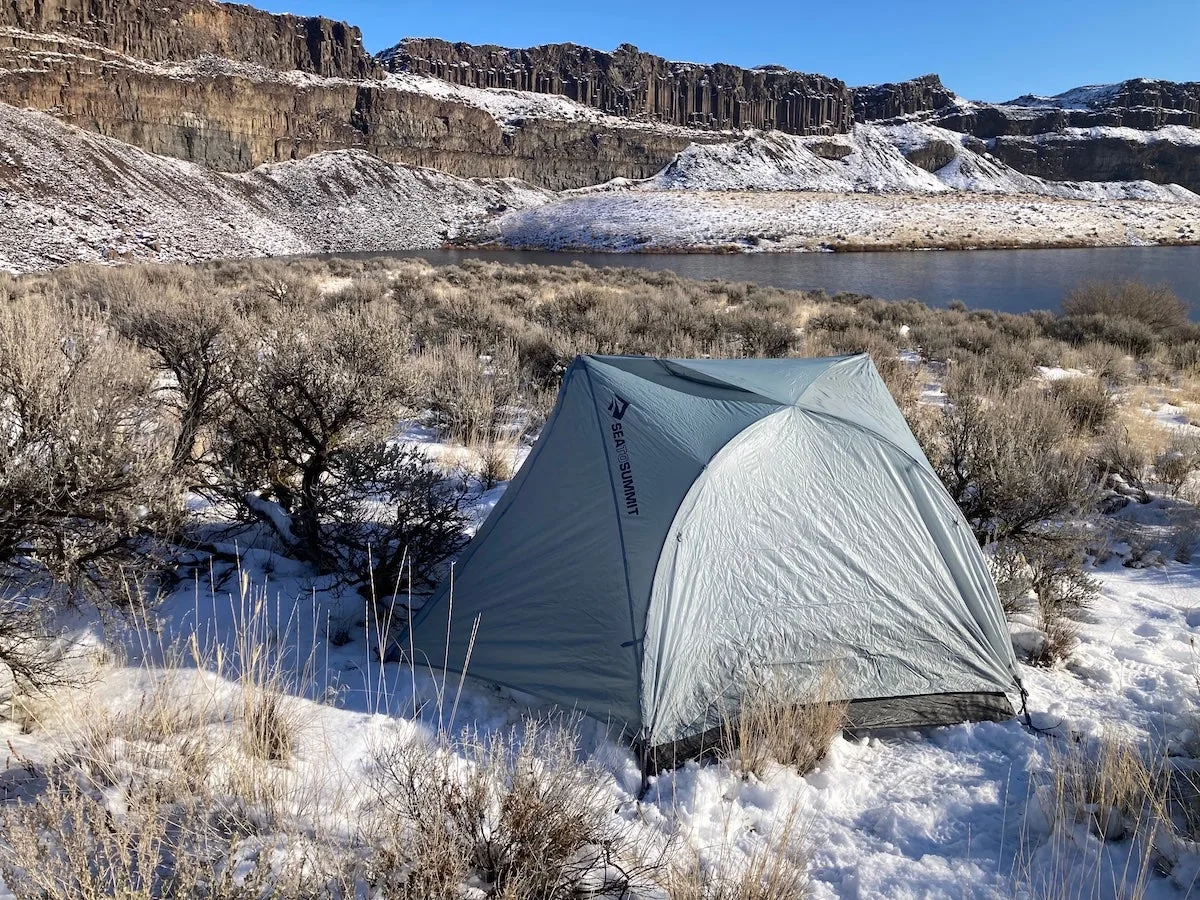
[408, 353, 1021, 754]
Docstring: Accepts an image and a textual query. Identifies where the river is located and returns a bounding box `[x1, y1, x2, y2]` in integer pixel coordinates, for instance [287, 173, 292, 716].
[342, 245, 1200, 317]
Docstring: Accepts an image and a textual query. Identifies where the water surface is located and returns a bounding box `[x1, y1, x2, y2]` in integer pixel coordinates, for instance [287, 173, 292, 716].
[334, 246, 1200, 317]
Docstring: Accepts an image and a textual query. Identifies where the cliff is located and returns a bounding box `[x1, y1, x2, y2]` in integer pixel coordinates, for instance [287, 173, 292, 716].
[384, 39, 854, 135]
[851, 75, 955, 122]
[0, 18, 698, 189]
[0, 0, 1197, 195]
[851, 76, 1200, 193]
[2, 0, 378, 77]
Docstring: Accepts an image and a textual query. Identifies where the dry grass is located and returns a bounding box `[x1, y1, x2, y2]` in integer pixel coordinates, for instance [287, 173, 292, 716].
[1018, 732, 1176, 900]
[363, 718, 661, 899]
[666, 804, 810, 900]
[718, 669, 848, 779]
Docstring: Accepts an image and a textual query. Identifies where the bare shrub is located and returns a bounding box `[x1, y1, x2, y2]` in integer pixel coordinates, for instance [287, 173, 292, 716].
[965, 342, 1039, 392]
[916, 378, 1097, 546]
[107, 271, 236, 473]
[1023, 537, 1100, 667]
[0, 291, 181, 592]
[0, 594, 65, 716]
[1049, 377, 1117, 433]
[989, 542, 1035, 618]
[718, 670, 847, 779]
[1093, 427, 1151, 504]
[418, 340, 524, 446]
[1048, 314, 1157, 356]
[1062, 281, 1189, 331]
[1154, 433, 1200, 495]
[212, 307, 416, 568]
[728, 308, 796, 357]
[365, 720, 655, 898]
[332, 443, 469, 595]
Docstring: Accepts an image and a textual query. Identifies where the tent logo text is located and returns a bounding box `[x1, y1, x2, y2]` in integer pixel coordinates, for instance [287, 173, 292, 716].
[608, 394, 639, 516]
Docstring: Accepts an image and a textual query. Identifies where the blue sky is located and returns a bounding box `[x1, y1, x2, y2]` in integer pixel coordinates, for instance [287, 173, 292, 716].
[260, 1, 1197, 102]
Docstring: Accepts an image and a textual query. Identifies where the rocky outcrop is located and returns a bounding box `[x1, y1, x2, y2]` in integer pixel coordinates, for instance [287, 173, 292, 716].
[2, 0, 379, 77]
[1003, 79, 1200, 129]
[987, 132, 1200, 194]
[852, 75, 954, 122]
[385, 39, 854, 135]
[930, 80, 1200, 138]
[0, 26, 698, 188]
[0, 1, 1197, 195]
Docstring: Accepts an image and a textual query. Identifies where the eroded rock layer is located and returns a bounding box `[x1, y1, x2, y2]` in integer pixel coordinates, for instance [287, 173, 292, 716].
[852, 75, 954, 122]
[3, 0, 378, 77]
[0, 20, 698, 188]
[385, 39, 854, 135]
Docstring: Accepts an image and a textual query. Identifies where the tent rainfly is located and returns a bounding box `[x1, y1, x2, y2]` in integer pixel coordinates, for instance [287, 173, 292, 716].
[407, 354, 1023, 757]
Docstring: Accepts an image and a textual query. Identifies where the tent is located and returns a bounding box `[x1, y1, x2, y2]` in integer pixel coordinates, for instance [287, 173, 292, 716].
[407, 353, 1021, 755]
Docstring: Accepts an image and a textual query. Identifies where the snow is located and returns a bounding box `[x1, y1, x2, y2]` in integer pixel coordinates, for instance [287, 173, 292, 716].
[0, 102, 550, 272]
[1021, 126, 1200, 148]
[381, 71, 704, 136]
[489, 189, 1200, 253]
[1, 379, 1199, 899]
[641, 129, 948, 194]
[484, 123, 1200, 252]
[1004, 83, 1129, 110]
[5, 460, 1199, 898]
[879, 122, 1200, 204]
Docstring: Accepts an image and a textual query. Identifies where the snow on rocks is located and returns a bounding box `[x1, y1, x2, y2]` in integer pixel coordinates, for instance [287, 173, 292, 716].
[0, 101, 550, 273]
[485, 122, 1200, 253]
[641, 128, 949, 194]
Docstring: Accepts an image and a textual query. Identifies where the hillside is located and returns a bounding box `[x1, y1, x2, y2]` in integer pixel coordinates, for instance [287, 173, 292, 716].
[0, 0, 1197, 193]
[0, 102, 548, 272]
[0, 0, 1197, 264]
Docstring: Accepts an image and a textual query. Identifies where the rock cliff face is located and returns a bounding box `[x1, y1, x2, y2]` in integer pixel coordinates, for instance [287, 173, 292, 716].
[3, 0, 378, 77]
[987, 132, 1200, 194]
[384, 39, 854, 135]
[0, 0, 1197, 195]
[851, 75, 954, 122]
[853, 77, 1200, 132]
[0, 11, 698, 189]
[850, 76, 1200, 192]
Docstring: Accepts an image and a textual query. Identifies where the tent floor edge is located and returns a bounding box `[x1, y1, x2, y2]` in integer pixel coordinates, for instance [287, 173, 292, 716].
[843, 691, 1015, 734]
[638, 691, 1016, 779]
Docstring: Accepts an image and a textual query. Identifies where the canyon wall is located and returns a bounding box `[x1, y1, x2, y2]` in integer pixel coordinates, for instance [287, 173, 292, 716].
[852, 75, 954, 122]
[0, 1, 1197, 193]
[2, 0, 378, 77]
[0, 16, 698, 188]
[385, 39, 854, 135]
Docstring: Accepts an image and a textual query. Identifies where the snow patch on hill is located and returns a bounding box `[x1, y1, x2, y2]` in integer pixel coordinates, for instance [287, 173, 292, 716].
[643, 128, 949, 193]
[636, 124, 1200, 205]
[0, 102, 549, 273]
[879, 122, 1200, 203]
[1004, 82, 1128, 110]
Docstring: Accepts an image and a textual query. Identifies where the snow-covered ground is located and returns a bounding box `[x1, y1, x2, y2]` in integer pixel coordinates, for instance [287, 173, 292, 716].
[485, 124, 1200, 252]
[0, 101, 550, 273]
[490, 189, 1200, 253]
[3, 387, 1200, 898]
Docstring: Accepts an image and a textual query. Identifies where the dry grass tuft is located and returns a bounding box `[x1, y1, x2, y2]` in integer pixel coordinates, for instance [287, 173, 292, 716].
[1018, 732, 1177, 900]
[719, 670, 847, 778]
[364, 718, 659, 899]
[666, 804, 810, 900]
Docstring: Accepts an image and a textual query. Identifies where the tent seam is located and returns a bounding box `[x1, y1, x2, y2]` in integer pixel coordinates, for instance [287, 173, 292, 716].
[582, 363, 647, 736]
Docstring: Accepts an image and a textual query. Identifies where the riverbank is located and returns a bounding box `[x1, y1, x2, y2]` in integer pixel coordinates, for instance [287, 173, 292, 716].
[482, 190, 1200, 254]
